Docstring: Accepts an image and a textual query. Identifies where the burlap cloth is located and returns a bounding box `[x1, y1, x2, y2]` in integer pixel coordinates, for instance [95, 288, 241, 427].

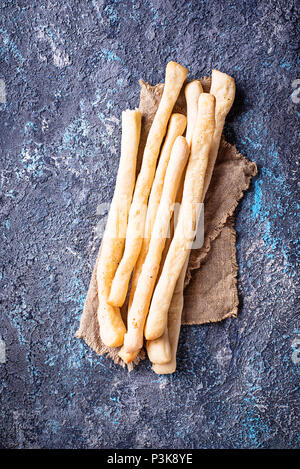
[75, 77, 257, 369]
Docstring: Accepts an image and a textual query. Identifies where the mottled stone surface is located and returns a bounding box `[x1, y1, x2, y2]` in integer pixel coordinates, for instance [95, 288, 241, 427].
[0, 0, 299, 449]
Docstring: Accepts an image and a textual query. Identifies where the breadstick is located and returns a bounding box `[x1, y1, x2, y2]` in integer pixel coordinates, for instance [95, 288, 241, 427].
[128, 113, 187, 310]
[108, 61, 188, 307]
[152, 71, 236, 374]
[122, 136, 189, 353]
[185, 80, 203, 146]
[144, 93, 216, 341]
[145, 209, 176, 364]
[97, 109, 141, 347]
[146, 81, 202, 364]
[118, 347, 139, 365]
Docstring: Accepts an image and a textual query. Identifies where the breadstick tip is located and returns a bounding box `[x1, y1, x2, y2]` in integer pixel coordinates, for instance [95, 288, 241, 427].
[174, 134, 189, 147]
[210, 70, 236, 116]
[98, 305, 126, 347]
[197, 93, 216, 118]
[185, 80, 203, 97]
[166, 61, 188, 81]
[122, 108, 141, 118]
[146, 335, 172, 365]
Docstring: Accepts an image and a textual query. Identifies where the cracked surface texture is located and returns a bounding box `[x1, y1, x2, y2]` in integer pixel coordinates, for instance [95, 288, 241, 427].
[0, 0, 299, 449]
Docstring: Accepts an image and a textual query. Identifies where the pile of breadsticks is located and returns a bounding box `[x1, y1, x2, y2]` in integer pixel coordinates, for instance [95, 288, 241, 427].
[96, 61, 235, 373]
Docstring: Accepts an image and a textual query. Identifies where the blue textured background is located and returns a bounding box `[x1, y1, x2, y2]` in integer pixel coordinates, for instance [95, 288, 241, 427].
[0, 0, 299, 449]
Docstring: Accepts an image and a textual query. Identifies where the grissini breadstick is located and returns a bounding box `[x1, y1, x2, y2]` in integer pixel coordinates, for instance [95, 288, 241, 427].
[145, 208, 176, 364]
[144, 93, 216, 341]
[97, 109, 141, 347]
[122, 136, 189, 354]
[185, 80, 203, 146]
[119, 132, 188, 365]
[122, 194, 178, 365]
[203, 69, 236, 196]
[152, 71, 236, 374]
[128, 113, 187, 310]
[108, 61, 188, 307]
[146, 327, 172, 364]
[146, 80, 202, 364]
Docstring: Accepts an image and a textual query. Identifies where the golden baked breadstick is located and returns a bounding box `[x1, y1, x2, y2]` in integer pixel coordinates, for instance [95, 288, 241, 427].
[146, 327, 172, 365]
[145, 225, 177, 365]
[118, 347, 139, 365]
[122, 136, 189, 353]
[97, 109, 141, 347]
[108, 61, 188, 307]
[151, 71, 236, 374]
[119, 130, 187, 364]
[146, 80, 202, 364]
[185, 80, 203, 146]
[144, 93, 216, 341]
[203, 70, 236, 196]
[128, 113, 187, 310]
[145, 208, 177, 364]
